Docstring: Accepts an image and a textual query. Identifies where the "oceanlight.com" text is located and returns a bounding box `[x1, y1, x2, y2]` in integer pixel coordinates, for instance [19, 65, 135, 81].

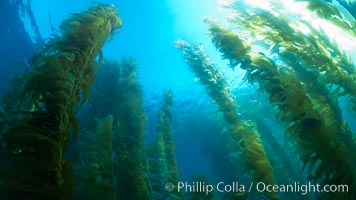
[171, 181, 349, 195]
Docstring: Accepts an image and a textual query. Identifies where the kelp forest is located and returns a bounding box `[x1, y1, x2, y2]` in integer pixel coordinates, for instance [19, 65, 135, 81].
[0, 0, 356, 199]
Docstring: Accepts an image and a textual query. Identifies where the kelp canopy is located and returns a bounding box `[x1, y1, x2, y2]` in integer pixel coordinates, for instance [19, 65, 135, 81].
[0, 4, 121, 199]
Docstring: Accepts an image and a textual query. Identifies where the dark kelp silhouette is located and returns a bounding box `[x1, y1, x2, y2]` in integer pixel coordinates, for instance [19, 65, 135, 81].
[0, 4, 121, 199]
[76, 114, 115, 199]
[112, 58, 152, 200]
[148, 90, 182, 200]
[74, 59, 152, 200]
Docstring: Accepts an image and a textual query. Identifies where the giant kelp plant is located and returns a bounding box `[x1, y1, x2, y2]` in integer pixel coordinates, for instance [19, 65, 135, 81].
[158, 91, 181, 199]
[113, 58, 152, 200]
[148, 90, 182, 200]
[147, 133, 167, 199]
[0, 4, 121, 199]
[236, 91, 308, 200]
[221, 1, 356, 158]
[76, 115, 115, 199]
[205, 11, 356, 199]
[231, 0, 356, 158]
[70, 61, 120, 199]
[176, 40, 280, 200]
[73, 59, 152, 199]
[76, 60, 122, 133]
[226, 0, 356, 116]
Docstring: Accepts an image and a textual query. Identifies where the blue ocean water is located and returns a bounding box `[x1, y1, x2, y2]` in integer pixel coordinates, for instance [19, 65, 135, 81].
[1, 0, 356, 199]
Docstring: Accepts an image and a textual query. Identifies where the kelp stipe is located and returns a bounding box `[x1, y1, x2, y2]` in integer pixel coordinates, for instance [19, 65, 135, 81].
[160, 91, 181, 200]
[147, 132, 167, 199]
[75, 59, 151, 199]
[175, 40, 280, 200]
[113, 58, 151, 200]
[0, 4, 121, 199]
[206, 21, 356, 199]
[148, 90, 182, 200]
[76, 115, 115, 199]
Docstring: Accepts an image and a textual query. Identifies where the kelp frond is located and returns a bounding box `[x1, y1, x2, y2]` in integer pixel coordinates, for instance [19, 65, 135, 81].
[176, 40, 280, 200]
[76, 114, 115, 200]
[154, 90, 182, 200]
[0, 4, 121, 199]
[207, 21, 356, 199]
[113, 58, 151, 200]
